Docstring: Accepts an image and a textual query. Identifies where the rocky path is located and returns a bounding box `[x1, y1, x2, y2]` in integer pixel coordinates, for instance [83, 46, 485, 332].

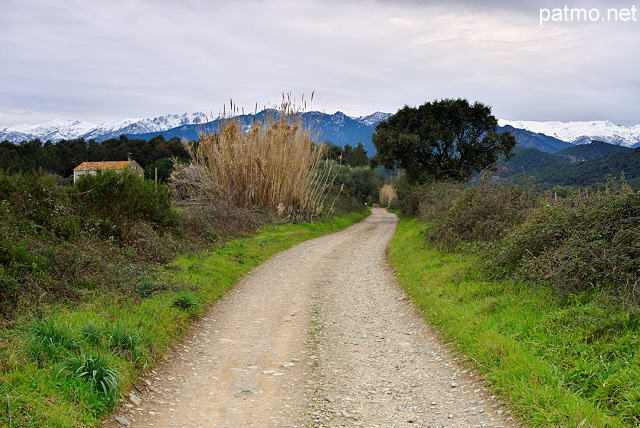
[102, 208, 518, 427]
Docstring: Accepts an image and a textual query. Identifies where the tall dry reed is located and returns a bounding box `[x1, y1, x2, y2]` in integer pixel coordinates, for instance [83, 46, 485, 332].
[181, 97, 335, 218]
[379, 184, 397, 207]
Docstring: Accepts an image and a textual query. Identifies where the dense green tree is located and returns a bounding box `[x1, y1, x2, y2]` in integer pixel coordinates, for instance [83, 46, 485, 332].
[326, 142, 369, 167]
[348, 142, 369, 167]
[145, 157, 175, 182]
[372, 98, 517, 183]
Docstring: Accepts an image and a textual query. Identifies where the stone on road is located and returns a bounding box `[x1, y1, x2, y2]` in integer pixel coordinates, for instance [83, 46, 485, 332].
[102, 208, 518, 427]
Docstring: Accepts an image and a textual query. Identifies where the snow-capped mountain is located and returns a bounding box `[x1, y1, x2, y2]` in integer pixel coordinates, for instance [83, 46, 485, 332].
[82, 112, 209, 141]
[498, 119, 640, 148]
[0, 119, 96, 142]
[0, 111, 388, 147]
[357, 112, 393, 127]
[0, 112, 211, 143]
[4, 112, 640, 152]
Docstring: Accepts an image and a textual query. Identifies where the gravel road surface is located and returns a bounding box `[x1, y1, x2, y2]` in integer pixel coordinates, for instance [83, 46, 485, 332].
[102, 208, 518, 427]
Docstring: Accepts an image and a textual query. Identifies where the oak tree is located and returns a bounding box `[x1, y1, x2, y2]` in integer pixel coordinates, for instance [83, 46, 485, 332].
[372, 98, 516, 183]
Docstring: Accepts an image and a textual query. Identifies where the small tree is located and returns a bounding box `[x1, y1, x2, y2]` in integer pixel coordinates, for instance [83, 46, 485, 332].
[347, 142, 369, 167]
[372, 98, 516, 183]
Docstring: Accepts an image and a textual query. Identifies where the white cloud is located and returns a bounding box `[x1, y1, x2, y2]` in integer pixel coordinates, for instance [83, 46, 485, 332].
[1, 0, 639, 125]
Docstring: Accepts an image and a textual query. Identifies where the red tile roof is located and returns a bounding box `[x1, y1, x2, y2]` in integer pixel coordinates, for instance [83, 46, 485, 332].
[74, 161, 133, 171]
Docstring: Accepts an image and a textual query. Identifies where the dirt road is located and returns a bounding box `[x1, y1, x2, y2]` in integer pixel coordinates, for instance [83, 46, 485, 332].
[102, 208, 518, 427]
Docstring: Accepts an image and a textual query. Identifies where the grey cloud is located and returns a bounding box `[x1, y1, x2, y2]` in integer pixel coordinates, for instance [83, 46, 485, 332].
[1, 0, 639, 125]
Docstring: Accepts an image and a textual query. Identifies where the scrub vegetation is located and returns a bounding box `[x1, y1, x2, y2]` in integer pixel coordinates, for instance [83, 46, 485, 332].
[386, 179, 640, 427]
[0, 97, 378, 426]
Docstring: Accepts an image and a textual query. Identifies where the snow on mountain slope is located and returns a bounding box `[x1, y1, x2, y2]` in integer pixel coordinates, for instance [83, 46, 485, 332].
[1, 113, 211, 142]
[1, 111, 385, 143]
[356, 112, 392, 126]
[82, 113, 210, 140]
[498, 119, 640, 147]
[5, 112, 639, 148]
[0, 119, 97, 141]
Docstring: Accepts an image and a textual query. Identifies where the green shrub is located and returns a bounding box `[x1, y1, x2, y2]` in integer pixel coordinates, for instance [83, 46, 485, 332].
[0, 170, 65, 231]
[422, 182, 541, 250]
[332, 163, 382, 205]
[389, 173, 424, 216]
[492, 184, 640, 301]
[69, 170, 179, 237]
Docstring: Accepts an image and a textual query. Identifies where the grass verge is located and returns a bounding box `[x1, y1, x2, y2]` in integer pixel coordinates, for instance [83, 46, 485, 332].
[388, 217, 630, 427]
[0, 210, 368, 427]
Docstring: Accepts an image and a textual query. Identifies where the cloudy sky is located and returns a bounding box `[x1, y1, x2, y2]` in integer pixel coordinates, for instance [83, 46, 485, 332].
[1, 0, 639, 126]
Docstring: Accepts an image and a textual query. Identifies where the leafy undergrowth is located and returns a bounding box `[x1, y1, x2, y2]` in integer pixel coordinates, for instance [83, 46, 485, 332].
[389, 217, 638, 427]
[0, 210, 368, 427]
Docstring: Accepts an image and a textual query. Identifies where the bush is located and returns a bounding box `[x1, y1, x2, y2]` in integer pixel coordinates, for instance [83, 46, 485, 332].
[331, 163, 382, 205]
[379, 184, 397, 207]
[422, 182, 541, 250]
[70, 170, 179, 238]
[493, 184, 640, 300]
[0, 169, 71, 234]
[390, 173, 427, 216]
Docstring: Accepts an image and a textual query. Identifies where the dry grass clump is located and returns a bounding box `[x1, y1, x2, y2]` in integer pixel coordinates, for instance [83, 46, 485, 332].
[379, 184, 397, 207]
[177, 96, 334, 219]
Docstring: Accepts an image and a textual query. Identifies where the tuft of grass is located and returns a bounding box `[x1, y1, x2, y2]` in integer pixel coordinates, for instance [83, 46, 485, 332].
[80, 323, 104, 346]
[106, 324, 147, 367]
[136, 278, 160, 298]
[63, 353, 121, 398]
[170, 292, 201, 311]
[25, 320, 78, 363]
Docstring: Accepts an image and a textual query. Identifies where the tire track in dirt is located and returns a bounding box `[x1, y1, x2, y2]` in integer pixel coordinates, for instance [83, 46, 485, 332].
[102, 208, 518, 427]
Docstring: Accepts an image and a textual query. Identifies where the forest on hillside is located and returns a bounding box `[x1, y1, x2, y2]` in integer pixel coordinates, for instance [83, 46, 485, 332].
[498, 144, 640, 188]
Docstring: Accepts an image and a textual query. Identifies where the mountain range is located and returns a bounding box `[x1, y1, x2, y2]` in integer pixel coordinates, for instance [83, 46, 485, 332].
[2, 111, 640, 154]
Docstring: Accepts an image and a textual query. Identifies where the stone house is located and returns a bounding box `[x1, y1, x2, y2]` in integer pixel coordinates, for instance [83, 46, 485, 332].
[73, 159, 144, 182]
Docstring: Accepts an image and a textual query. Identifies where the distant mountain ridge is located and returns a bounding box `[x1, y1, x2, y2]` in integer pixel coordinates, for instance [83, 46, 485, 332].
[497, 125, 572, 153]
[0, 111, 392, 155]
[3, 112, 640, 155]
[499, 119, 640, 148]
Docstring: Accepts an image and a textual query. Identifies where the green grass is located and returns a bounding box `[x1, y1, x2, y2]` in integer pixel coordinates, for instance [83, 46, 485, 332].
[388, 217, 631, 427]
[0, 210, 368, 427]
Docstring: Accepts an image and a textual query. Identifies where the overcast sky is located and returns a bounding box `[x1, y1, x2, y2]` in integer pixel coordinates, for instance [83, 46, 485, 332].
[1, 0, 639, 126]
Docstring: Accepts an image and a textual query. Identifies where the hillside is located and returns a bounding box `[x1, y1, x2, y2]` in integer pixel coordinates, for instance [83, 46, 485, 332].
[511, 147, 640, 188]
[554, 140, 632, 160]
[498, 146, 570, 176]
[498, 125, 572, 153]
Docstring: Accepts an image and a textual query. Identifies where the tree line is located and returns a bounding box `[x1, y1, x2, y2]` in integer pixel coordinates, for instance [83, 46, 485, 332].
[0, 135, 377, 184]
[0, 135, 191, 182]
